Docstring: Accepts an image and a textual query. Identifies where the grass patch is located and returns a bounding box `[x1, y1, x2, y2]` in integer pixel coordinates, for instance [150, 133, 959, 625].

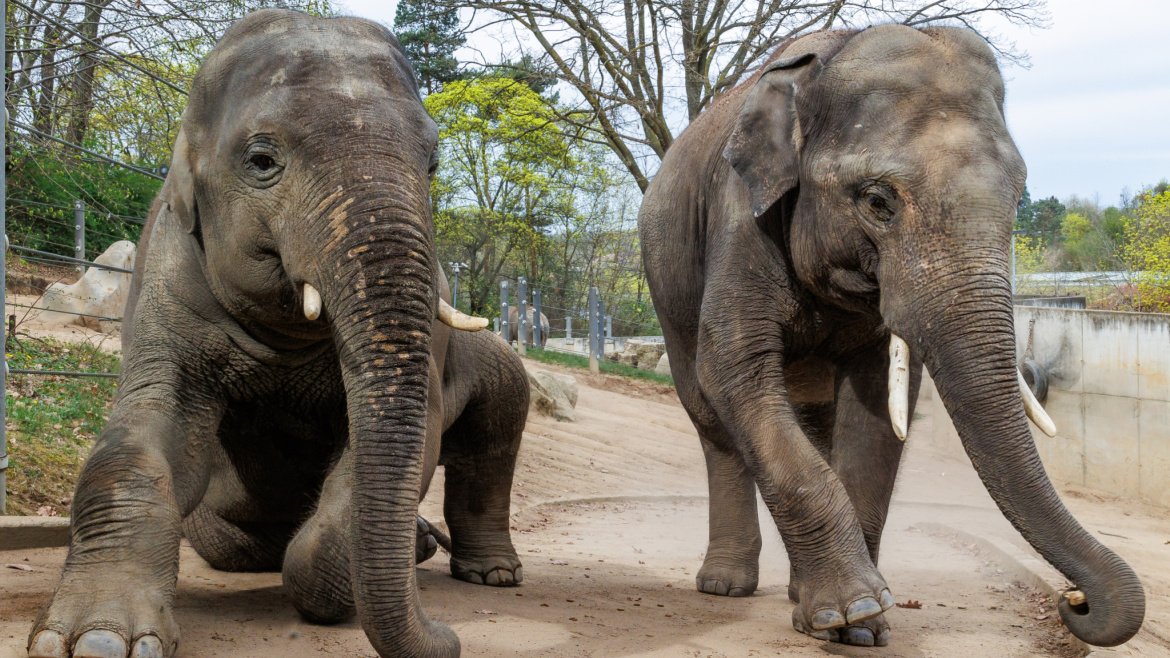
[524, 347, 674, 386]
[4, 335, 120, 516]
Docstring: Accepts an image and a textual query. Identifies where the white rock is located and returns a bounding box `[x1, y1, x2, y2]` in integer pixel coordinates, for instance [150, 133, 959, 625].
[655, 352, 671, 377]
[526, 367, 579, 422]
[42, 241, 136, 333]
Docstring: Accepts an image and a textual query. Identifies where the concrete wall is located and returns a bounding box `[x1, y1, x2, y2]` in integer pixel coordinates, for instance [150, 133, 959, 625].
[926, 307, 1170, 507]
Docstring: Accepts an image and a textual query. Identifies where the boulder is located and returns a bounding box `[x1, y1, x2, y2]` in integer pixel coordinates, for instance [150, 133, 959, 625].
[655, 352, 671, 377]
[526, 367, 579, 422]
[42, 241, 136, 333]
[610, 339, 665, 370]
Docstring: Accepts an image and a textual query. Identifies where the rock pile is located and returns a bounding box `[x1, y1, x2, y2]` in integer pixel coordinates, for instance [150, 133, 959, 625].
[42, 241, 136, 333]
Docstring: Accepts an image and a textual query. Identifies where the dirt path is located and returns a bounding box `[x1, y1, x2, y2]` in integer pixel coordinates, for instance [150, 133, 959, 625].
[2, 359, 1165, 656]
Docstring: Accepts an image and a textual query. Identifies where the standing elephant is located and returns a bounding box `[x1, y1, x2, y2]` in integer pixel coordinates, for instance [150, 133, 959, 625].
[28, 10, 527, 658]
[639, 26, 1143, 648]
[507, 306, 550, 346]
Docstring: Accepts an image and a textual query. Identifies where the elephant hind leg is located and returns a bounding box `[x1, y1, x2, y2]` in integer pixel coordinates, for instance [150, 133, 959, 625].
[440, 341, 526, 587]
[183, 504, 296, 573]
[695, 425, 762, 598]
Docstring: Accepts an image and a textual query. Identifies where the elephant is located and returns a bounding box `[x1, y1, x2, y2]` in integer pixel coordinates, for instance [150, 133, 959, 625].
[638, 25, 1143, 649]
[507, 306, 550, 346]
[28, 10, 528, 658]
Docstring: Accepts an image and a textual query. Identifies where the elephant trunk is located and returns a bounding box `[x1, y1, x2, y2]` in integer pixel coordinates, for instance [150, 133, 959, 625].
[327, 203, 459, 657]
[911, 277, 1144, 647]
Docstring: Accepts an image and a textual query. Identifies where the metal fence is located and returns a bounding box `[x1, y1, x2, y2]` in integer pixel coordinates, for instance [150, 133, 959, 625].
[0, 3, 160, 513]
[492, 276, 661, 374]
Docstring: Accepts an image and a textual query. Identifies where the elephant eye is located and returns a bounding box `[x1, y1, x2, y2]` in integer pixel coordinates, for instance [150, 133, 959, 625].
[858, 184, 899, 223]
[241, 140, 284, 187]
[250, 153, 276, 171]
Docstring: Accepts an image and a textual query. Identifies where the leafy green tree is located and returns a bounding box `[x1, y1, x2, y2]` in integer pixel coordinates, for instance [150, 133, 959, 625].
[426, 77, 574, 313]
[1018, 195, 1066, 245]
[1122, 188, 1170, 311]
[394, 0, 465, 95]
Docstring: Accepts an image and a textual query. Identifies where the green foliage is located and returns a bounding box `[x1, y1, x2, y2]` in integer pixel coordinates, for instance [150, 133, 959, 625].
[6, 142, 157, 259]
[1122, 189, 1170, 311]
[428, 76, 656, 335]
[4, 336, 120, 516]
[394, 0, 465, 95]
[1017, 194, 1066, 244]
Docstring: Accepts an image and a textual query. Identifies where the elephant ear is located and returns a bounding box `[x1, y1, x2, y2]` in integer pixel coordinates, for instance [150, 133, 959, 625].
[723, 52, 820, 217]
[161, 128, 199, 235]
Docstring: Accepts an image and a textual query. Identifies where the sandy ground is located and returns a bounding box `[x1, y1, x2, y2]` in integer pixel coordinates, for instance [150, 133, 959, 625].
[2, 358, 1167, 657]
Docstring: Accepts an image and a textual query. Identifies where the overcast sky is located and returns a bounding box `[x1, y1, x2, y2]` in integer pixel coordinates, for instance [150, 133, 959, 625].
[340, 0, 1169, 206]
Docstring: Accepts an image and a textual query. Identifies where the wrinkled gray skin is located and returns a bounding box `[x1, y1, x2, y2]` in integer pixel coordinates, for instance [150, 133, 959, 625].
[507, 306, 550, 346]
[28, 10, 527, 658]
[639, 26, 1143, 648]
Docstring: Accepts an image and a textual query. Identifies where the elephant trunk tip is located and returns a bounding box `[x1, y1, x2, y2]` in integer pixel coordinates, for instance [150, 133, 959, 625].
[1056, 550, 1145, 647]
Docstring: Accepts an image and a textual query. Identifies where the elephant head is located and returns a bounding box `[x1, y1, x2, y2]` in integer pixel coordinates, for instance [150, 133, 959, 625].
[724, 25, 1143, 646]
[154, 9, 479, 655]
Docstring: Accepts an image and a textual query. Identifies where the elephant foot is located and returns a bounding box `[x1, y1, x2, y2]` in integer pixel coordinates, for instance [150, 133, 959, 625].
[696, 559, 758, 597]
[793, 609, 891, 647]
[788, 570, 894, 637]
[29, 572, 177, 658]
[450, 552, 523, 587]
[416, 517, 443, 564]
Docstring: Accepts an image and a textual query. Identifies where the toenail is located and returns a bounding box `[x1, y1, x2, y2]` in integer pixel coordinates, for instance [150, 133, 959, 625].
[464, 572, 484, 584]
[73, 629, 126, 658]
[29, 630, 67, 658]
[846, 597, 884, 624]
[714, 580, 729, 596]
[130, 635, 164, 658]
[876, 628, 891, 647]
[811, 608, 846, 630]
[728, 587, 749, 597]
[879, 588, 895, 610]
[485, 570, 501, 586]
[514, 566, 523, 583]
[842, 626, 876, 646]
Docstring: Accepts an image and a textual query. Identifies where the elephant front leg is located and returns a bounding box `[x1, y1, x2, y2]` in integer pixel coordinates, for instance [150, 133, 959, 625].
[696, 428, 762, 598]
[699, 358, 894, 642]
[29, 402, 217, 658]
[794, 346, 922, 647]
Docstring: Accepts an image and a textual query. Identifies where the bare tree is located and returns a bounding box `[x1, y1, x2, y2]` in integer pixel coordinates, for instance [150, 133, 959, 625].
[458, 0, 1049, 191]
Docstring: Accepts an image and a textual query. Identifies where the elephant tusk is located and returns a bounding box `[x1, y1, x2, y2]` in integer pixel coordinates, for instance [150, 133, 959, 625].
[303, 283, 322, 321]
[1019, 369, 1057, 437]
[438, 298, 489, 331]
[888, 333, 910, 441]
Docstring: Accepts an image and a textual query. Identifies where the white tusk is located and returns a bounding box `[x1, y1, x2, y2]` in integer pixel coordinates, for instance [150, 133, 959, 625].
[303, 283, 322, 321]
[888, 334, 910, 441]
[1018, 369, 1057, 437]
[438, 298, 489, 331]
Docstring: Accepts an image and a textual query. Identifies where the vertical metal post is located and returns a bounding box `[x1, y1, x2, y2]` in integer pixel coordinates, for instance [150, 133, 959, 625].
[74, 200, 85, 273]
[588, 286, 599, 374]
[516, 277, 527, 356]
[1, 0, 8, 514]
[605, 315, 612, 339]
[566, 317, 571, 339]
[499, 280, 510, 345]
[597, 298, 606, 360]
[532, 288, 542, 348]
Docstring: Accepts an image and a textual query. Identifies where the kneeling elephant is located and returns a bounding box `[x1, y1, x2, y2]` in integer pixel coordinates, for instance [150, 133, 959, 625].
[29, 10, 527, 658]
